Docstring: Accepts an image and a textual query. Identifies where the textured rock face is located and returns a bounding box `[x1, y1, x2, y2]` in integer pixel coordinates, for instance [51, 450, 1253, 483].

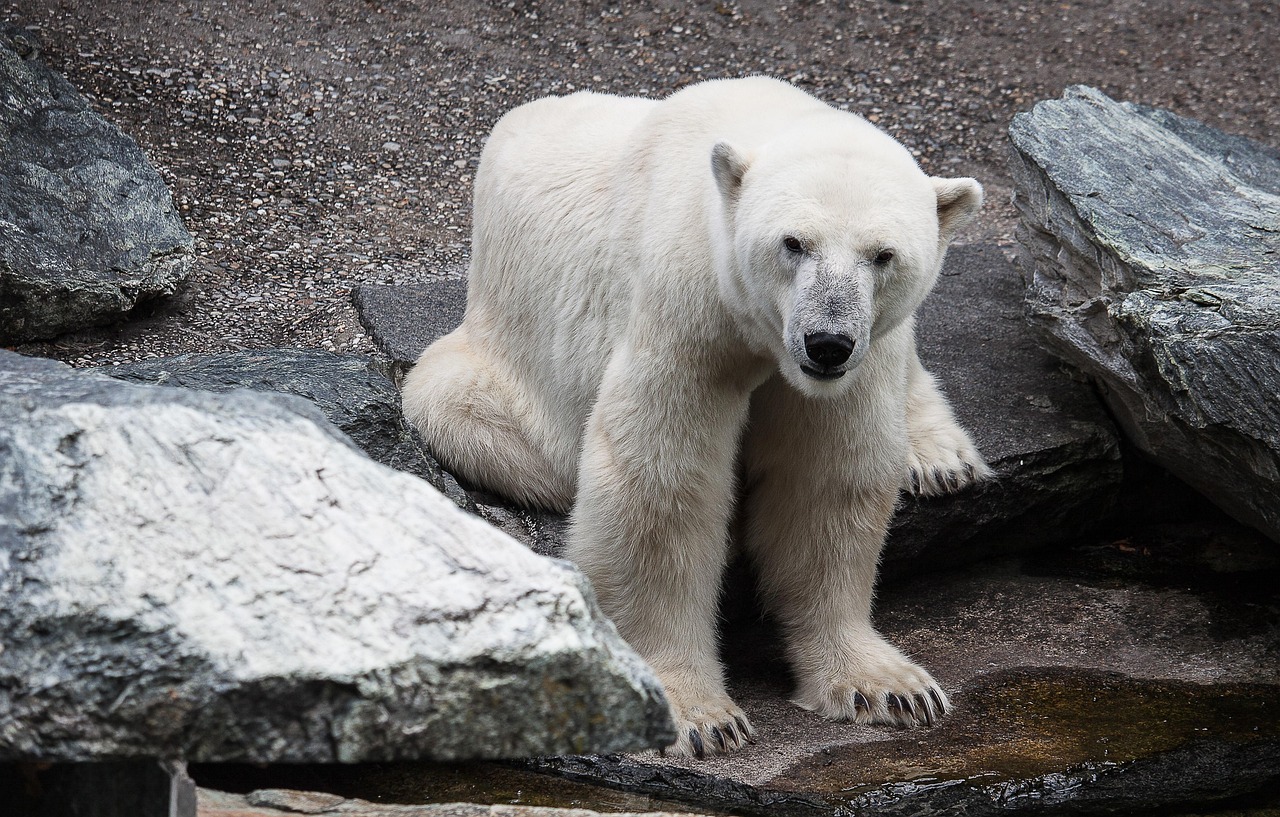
[102, 349, 473, 511]
[354, 244, 1124, 569]
[0, 351, 672, 763]
[0, 28, 193, 342]
[1010, 85, 1280, 543]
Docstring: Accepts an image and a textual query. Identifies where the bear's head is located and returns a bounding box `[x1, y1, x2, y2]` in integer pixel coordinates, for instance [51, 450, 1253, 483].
[710, 126, 982, 398]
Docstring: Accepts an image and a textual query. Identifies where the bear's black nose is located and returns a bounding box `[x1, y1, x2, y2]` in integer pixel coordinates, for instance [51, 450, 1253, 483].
[804, 332, 855, 367]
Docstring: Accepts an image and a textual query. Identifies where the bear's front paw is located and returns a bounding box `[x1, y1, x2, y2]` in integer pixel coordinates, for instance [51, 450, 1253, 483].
[793, 643, 950, 728]
[904, 423, 993, 497]
[660, 697, 755, 759]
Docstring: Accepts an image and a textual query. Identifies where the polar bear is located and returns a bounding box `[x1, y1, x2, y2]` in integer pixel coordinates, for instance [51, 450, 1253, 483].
[402, 77, 990, 758]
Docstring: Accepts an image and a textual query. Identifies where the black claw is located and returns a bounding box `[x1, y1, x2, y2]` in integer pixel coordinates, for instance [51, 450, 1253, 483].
[711, 725, 728, 752]
[734, 716, 752, 742]
[915, 693, 933, 726]
[945, 470, 960, 491]
[929, 688, 947, 715]
[724, 721, 739, 746]
[963, 462, 976, 480]
[689, 729, 706, 759]
[885, 692, 901, 713]
[900, 693, 915, 716]
[853, 691, 870, 712]
[930, 467, 944, 489]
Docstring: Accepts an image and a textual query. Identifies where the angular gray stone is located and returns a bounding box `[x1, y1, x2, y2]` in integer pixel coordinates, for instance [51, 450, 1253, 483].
[0, 28, 193, 343]
[353, 244, 1124, 569]
[1010, 85, 1280, 544]
[353, 273, 466, 377]
[101, 349, 473, 512]
[0, 350, 672, 763]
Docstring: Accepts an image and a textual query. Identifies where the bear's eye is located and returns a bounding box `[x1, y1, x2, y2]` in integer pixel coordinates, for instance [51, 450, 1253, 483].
[783, 235, 805, 254]
[874, 249, 895, 265]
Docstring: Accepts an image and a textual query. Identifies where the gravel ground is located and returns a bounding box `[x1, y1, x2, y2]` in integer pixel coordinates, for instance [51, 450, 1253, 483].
[6, 0, 1278, 367]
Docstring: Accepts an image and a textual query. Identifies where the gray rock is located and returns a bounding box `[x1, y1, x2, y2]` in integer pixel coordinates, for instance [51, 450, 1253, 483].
[101, 349, 473, 511]
[353, 244, 1124, 569]
[0, 28, 193, 343]
[1010, 85, 1280, 544]
[353, 272, 466, 377]
[0, 350, 673, 763]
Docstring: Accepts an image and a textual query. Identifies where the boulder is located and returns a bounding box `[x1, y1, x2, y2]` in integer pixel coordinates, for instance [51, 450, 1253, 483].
[102, 349, 473, 511]
[353, 244, 1125, 570]
[1010, 85, 1280, 543]
[0, 27, 192, 343]
[0, 350, 672, 763]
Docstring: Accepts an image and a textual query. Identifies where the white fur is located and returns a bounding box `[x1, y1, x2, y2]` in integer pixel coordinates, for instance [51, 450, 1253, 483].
[402, 77, 989, 757]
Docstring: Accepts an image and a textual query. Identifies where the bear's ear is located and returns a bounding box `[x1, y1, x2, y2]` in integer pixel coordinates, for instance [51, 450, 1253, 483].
[711, 142, 751, 199]
[932, 177, 984, 243]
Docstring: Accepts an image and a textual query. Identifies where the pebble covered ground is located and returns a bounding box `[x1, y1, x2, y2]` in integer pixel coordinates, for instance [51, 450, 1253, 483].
[6, 0, 1278, 366]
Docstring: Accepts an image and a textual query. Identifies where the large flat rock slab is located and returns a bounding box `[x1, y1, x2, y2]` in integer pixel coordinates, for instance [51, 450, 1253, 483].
[1010, 85, 1280, 544]
[354, 244, 1123, 569]
[0, 350, 671, 763]
[0, 28, 193, 343]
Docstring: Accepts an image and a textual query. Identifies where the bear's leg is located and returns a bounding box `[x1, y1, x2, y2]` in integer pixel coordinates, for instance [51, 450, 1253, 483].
[741, 373, 949, 728]
[566, 354, 758, 758]
[401, 327, 575, 511]
[903, 342, 993, 497]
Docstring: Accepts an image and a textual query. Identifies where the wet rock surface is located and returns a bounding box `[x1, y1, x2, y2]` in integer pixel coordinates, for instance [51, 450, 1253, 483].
[101, 348, 472, 510]
[0, 27, 192, 343]
[1010, 85, 1280, 544]
[354, 243, 1125, 570]
[0, 350, 672, 764]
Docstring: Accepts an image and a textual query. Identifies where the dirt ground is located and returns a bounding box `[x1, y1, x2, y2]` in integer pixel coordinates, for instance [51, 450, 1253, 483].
[6, 0, 1279, 365]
